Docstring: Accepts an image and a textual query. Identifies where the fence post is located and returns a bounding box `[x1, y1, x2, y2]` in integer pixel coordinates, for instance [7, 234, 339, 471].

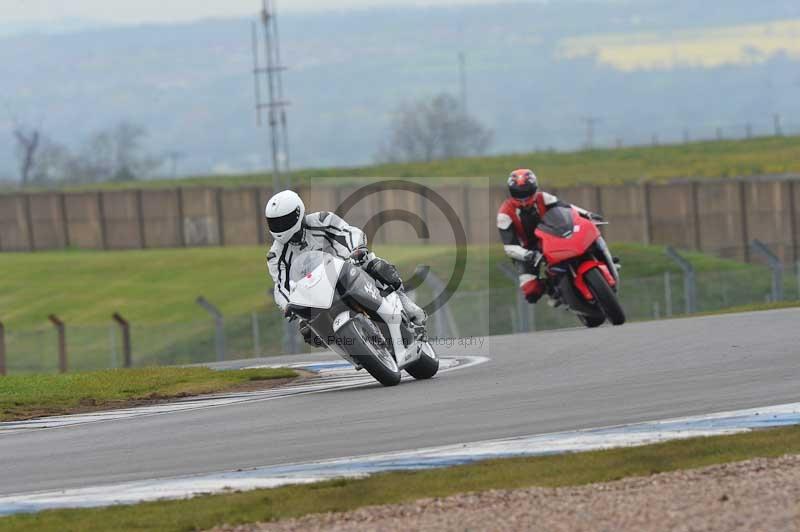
[97, 192, 108, 251]
[136, 190, 146, 249]
[282, 319, 299, 354]
[196, 296, 226, 362]
[788, 181, 798, 265]
[665, 247, 696, 314]
[60, 192, 71, 249]
[215, 188, 225, 247]
[796, 261, 800, 300]
[176, 188, 186, 247]
[690, 182, 702, 251]
[423, 270, 460, 339]
[664, 271, 673, 317]
[642, 183, 653, 246]
[112, 313, 132, 368]
[498, 263, 532, 333]
[251, 312, 261, 357]
[738, 182, 750, 262]
[0, 321, 6, 376]
[48, 315, 67, 373]
[751, 240, 784, 302]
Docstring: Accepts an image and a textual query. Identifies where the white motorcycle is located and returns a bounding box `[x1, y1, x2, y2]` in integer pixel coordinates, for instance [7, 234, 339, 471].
[285, 250, 439, 386]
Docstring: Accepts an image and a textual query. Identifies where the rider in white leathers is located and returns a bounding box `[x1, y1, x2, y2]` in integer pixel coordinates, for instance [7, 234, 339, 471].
[265, 190, 426, 346]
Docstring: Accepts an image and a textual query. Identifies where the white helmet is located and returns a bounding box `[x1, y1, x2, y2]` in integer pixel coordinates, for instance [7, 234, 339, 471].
[265, 190, 305, 244]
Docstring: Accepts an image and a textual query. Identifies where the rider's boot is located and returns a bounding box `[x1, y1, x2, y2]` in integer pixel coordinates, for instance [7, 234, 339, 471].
[397, 290, 427, 326]
[545, 281, 563, 308]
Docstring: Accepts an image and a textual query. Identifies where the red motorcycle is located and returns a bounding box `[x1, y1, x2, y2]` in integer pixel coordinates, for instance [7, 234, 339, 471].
[534, 205, 625, 327]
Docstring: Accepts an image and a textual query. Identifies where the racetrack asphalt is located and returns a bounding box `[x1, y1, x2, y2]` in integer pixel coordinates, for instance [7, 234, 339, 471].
[0, 308, 798, 497]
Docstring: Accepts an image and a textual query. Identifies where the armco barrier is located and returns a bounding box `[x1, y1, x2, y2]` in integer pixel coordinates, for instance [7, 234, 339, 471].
[0, 179, 798, 263]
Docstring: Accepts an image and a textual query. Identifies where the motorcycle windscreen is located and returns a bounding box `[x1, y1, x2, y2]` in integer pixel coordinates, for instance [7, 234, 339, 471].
[288, 251, 345, 309]
[537, 205, 576, 238]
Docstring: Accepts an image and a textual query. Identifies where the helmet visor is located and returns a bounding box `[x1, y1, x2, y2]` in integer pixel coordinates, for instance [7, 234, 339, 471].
[267, 206, 301, 233]
[510, 184, 536, 199]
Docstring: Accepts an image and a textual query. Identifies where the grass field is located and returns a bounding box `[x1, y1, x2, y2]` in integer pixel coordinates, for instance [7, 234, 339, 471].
[0, 366, 297, 422]
[2, 425, 798, 532]
[12, 135, 800, 193]
[0, 243, 753, 329]
[1, 242, 776, 372]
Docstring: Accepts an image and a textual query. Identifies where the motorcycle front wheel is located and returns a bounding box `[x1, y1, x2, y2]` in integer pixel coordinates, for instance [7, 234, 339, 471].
[340, 316, 402, 386]
[584, 268, 626, 325]
[578, 314, 606, 328]
[405, 342, 439, 380]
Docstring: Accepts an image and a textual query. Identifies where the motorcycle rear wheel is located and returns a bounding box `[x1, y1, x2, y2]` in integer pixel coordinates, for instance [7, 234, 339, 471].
[584, 268, 626, 325]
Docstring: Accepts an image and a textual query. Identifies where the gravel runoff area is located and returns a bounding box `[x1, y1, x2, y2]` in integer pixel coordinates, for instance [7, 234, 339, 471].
[215, 455, 800, 532]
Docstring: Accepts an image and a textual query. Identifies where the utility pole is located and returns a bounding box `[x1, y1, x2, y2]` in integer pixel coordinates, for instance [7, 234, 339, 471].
[166, 151, 184, 179]
[252, 0, 291, 191]
[774, 113, 783, 137]
[580, 116, 601, 149]
[458, 52, 468, 113]
[270, 0, 291, 177]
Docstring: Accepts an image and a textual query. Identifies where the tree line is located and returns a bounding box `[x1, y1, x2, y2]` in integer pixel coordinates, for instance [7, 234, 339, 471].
[11, 121, 162, 187]
[376, 93, 493, 164]
[10, 93, 490, 186]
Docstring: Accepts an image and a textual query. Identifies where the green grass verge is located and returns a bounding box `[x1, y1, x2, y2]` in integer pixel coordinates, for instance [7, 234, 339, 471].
[0, 367, 297, 422]
[16, 135, 800, 192]
[3, 425, 799, 532]
[0, 243, 753, 328]
[1, 243, 772, 372]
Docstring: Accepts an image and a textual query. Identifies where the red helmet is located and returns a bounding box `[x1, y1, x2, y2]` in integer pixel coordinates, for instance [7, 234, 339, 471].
[507, 169, 538, 202]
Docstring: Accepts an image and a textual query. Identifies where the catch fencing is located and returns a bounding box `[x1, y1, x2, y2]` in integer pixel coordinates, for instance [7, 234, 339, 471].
[2, 260, 799, 375]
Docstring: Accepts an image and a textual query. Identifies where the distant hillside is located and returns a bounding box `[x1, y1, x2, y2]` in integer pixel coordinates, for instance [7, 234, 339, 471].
[1, 0, 799, 181]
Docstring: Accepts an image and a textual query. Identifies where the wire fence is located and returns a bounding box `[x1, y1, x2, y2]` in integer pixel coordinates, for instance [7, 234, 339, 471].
[462, 265, 800, 337]
[2, 313, 295, 374]
[2, 264, 800, 375]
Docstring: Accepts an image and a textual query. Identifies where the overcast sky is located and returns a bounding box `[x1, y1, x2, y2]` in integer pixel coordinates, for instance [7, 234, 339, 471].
[0, 0, 518, 24]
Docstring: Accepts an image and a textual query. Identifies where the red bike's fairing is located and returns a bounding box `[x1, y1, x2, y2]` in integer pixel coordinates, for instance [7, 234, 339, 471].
[535, 207, 600, 266]
[534, 206, 617, 302]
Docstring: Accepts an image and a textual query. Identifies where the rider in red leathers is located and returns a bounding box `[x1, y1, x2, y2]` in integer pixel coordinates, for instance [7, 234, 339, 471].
[497, 169, 602, 304]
